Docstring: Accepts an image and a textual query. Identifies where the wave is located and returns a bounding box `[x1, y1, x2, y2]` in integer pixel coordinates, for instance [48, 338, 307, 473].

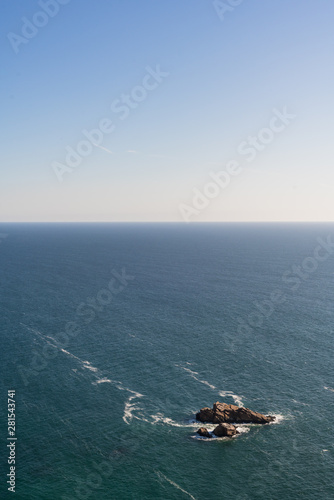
[192, 430, 246, 441]
[22, 324, 59, 349]
[92, 378, 113, 384]
[155, 471, 197, 500]
[20, 322, 146, 424]
[82, 361, 99, 372]
[180, 366, 217, 390]
[58, 348, 100, 374]
[218, 390, 244, 407]
[21, 324, 102, 375]
[235, 425, 251, 434]
[176, 363, 244, 407]
[91, 376, 145, 425]
[269, 413, 285, 424]
[122, 391, 145, 424]
[147, 413, 200, 428]
[291, 399, 310, 406]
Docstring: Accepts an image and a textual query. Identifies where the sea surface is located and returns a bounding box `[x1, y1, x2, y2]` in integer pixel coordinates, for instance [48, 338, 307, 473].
[1, 223, 334, 499]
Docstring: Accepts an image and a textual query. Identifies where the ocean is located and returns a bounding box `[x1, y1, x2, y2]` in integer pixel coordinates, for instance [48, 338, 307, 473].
[1, 222, 333, 499]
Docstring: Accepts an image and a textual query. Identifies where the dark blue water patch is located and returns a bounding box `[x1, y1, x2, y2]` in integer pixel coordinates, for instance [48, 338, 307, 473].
[1, 223, 334, 499]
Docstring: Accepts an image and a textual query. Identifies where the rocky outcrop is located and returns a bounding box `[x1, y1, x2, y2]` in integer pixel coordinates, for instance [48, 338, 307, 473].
[196, 402, 275, 425]
[212, 423, 239, 437]
[196, 423, 239, 438]
[196, 427, 212, 438]
[196, 407, 214, 422]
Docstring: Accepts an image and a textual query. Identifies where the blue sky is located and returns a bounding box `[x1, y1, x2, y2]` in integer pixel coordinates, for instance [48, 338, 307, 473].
[1, 0, 334, 222]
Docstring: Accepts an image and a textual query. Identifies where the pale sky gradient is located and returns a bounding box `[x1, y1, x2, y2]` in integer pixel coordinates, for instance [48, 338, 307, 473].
[1, 0, 334, 222]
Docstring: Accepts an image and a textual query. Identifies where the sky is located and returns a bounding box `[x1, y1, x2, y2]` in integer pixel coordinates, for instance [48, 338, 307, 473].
[1, 0, 334, 222]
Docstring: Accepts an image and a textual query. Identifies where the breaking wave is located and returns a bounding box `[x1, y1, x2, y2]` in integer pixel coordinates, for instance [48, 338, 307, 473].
[218, 390, 244, 407]
[122, 391, 145, 424]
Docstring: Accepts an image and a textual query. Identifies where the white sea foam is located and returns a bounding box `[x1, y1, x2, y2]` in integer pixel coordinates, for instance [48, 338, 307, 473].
[122, 390, 144, 424]
[177, 364, 244, 406]
[155, 471, 197, 500]
[218, 390, 244, 407]
[60, 348, 78, 359]
[292, 399, 309, 406]
[23, 325, 148, 422]
[235, 425, 250, 434]
[270, 413, 285, 424]
[192, 430, 242, 441]
[25, 326, 58, 348]
[82, 361, 98, 372]
[25, 328, 99, 376]
[178, 366, 216, 390]
[93, 378, 113, 384]
[22, 324, 102, 376]
[149, 413, 195, 428]
[59, 349, 99, 373]
[45, 334, 59, 344]
[181, 367, 199, 376]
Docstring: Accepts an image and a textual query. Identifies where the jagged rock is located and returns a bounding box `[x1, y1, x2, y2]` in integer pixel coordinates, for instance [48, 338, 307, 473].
[196, 402, 275, 425]
[213, 423, 239, 437]
[196, 427, 212, 438]
[196, 407, 214, 422]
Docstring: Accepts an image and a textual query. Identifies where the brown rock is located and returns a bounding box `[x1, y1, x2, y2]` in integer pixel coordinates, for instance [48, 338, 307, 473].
[196, 427, 212, 438]
[196, 401, 275, 425]
[196, 407, 214, 423]
[213, 423, 239, 437]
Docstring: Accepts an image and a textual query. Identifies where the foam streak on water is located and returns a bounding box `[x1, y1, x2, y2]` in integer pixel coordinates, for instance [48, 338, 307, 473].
[218, 390, 244, 407]
[177, 365, 217, 389]
[155, 471, 197, 500]
[122, 391, 145, 424]
[176, 363, 244, 407]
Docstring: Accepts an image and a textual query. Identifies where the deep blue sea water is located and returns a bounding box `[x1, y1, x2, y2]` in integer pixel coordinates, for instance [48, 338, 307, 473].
[1, 223, 334, 499]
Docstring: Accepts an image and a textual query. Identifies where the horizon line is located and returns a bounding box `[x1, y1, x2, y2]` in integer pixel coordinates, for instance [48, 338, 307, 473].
[1, 220, 334, 224]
